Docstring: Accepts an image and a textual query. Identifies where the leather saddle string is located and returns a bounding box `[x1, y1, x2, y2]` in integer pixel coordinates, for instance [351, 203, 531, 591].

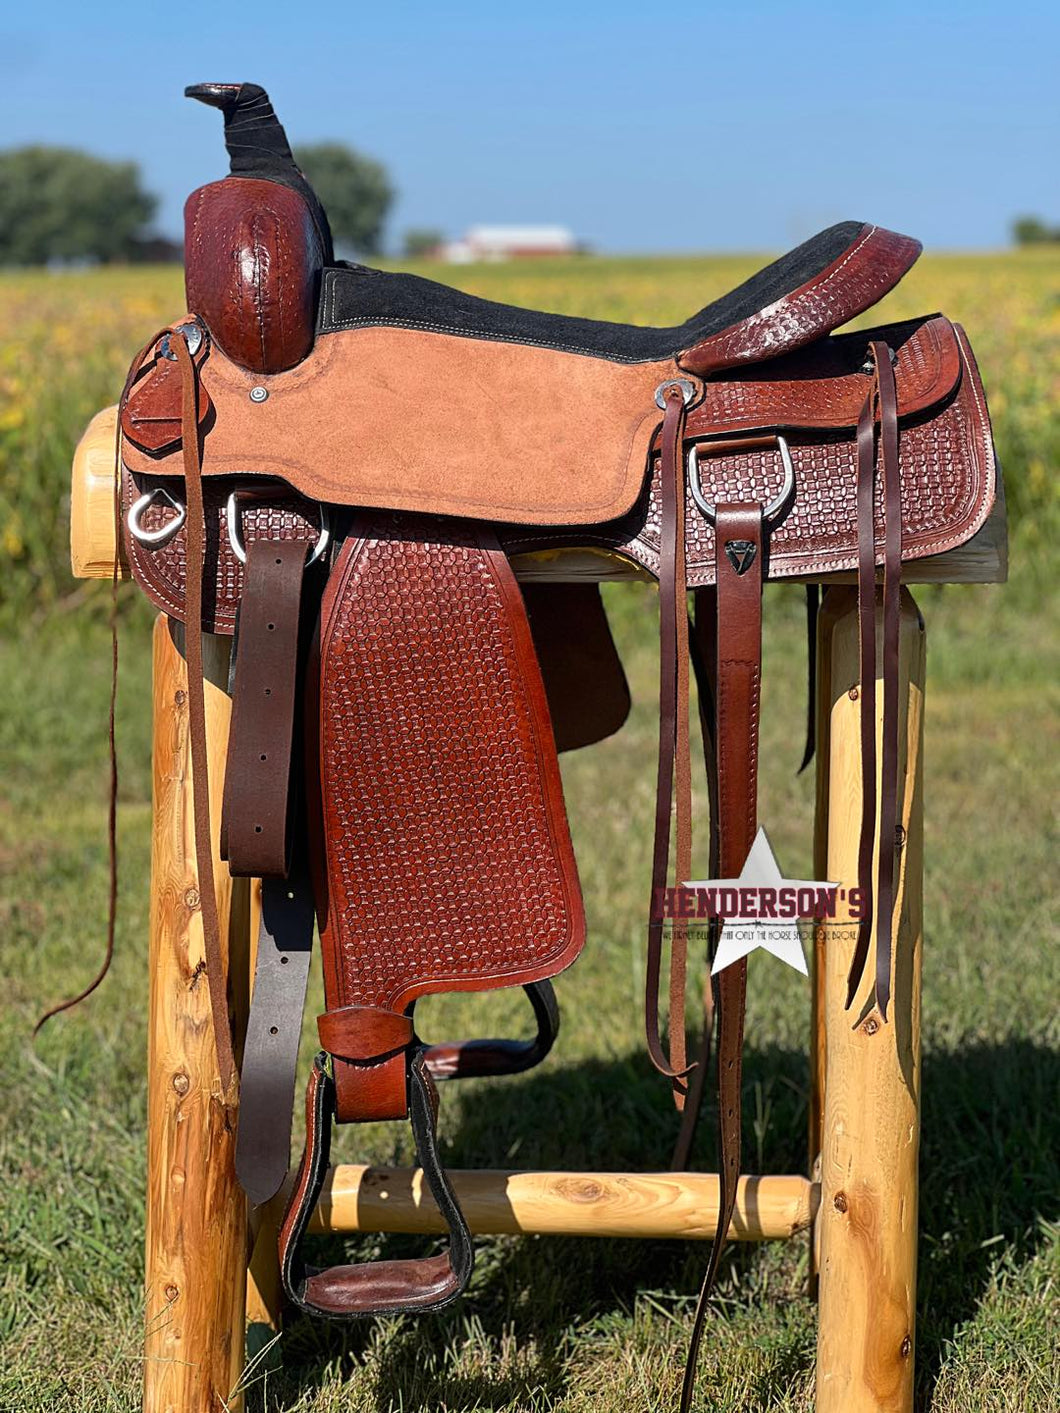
[34, 329, 172, 1037]
[172, 332, 238, 1099]
[40, 325, 240, 1092]
[645, 385, 694, 1098]
[847, 341, 902, 1017]
[874, 342, 902, 1019]
[671, 588, 720, 1172]
[680, 502, 763, 1413]
[798, 585, 820, 774]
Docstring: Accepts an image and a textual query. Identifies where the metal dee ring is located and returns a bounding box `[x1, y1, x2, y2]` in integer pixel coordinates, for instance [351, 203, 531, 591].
[687, 433, 796, 527]
[127, 487, 187, 547]
[225, 492, 331, 567]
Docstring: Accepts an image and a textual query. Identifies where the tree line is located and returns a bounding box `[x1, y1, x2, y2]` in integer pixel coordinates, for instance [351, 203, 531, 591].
[5, 141, 1056, 264]
[1012, 216, 1060, 245]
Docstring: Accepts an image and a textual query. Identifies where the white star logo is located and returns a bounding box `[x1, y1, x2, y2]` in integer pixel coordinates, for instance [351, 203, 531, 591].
[684, 826, 835, 977]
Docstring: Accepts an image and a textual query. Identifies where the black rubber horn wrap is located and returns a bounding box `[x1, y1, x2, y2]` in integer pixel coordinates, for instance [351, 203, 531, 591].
[185, 82, 334, 262]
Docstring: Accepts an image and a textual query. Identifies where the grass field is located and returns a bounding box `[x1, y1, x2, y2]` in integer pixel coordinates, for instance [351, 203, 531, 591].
[1, 253, 1058, 1411]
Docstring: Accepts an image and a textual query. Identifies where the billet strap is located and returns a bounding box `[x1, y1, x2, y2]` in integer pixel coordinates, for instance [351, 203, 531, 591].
[225, 525, 320, 1202]
[235, 868, 316, 1205]
[847, 340, 902, 1017]
[645, 383, 695, 1103]
[421, 980, 560, 1081]
[681, 502, 763, 1413]
[279, 1050, 473, 1317]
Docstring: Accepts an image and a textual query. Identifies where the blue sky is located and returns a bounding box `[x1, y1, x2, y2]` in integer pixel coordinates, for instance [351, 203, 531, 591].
[1, 1, 1056, 252]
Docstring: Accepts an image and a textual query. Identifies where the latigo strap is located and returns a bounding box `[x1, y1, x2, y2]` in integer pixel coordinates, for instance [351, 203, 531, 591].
[235, 871, 316, 1204]
[220, 535, 312, 878]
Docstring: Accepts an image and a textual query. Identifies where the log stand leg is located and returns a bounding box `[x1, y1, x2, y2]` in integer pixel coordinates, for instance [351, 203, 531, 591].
[814, 588, 925, 1412]
[809, 586, 850, 1292]
[143, 617, 253, 1413]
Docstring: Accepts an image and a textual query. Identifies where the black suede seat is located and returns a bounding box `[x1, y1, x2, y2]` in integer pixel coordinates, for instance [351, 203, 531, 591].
[317, 222, 866, 362]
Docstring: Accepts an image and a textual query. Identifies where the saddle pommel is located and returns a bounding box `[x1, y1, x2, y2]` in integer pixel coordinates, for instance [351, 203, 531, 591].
[183, 82, 333, 374]
[185, 82, 244, 112]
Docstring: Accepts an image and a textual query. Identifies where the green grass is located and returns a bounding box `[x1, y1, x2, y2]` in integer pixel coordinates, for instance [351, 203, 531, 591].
[1, 253, 1058, 1409]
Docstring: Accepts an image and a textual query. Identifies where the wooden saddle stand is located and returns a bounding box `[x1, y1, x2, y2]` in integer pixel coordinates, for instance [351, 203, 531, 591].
[60, 82, 1004, 1412]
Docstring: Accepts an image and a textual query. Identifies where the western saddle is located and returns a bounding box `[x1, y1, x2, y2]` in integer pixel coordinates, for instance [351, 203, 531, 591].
[60, 82, 997, 1409]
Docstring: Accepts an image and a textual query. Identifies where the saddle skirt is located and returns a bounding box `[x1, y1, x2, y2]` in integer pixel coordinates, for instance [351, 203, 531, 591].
[122, 283, 993, 634]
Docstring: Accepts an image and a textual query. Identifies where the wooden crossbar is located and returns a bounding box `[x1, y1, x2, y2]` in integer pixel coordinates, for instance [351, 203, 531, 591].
[311, 1166, 818, 1242]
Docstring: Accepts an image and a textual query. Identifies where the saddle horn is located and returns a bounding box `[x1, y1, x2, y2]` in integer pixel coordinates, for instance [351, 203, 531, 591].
[185, 82, 333, 262]
[183, 82, 332, 373]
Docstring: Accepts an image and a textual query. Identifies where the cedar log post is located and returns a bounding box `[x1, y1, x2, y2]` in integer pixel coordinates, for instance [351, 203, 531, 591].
[143, 620, 252, 1413]
[808, 587, 851, 1292]
[814, 587, 924, 1413]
